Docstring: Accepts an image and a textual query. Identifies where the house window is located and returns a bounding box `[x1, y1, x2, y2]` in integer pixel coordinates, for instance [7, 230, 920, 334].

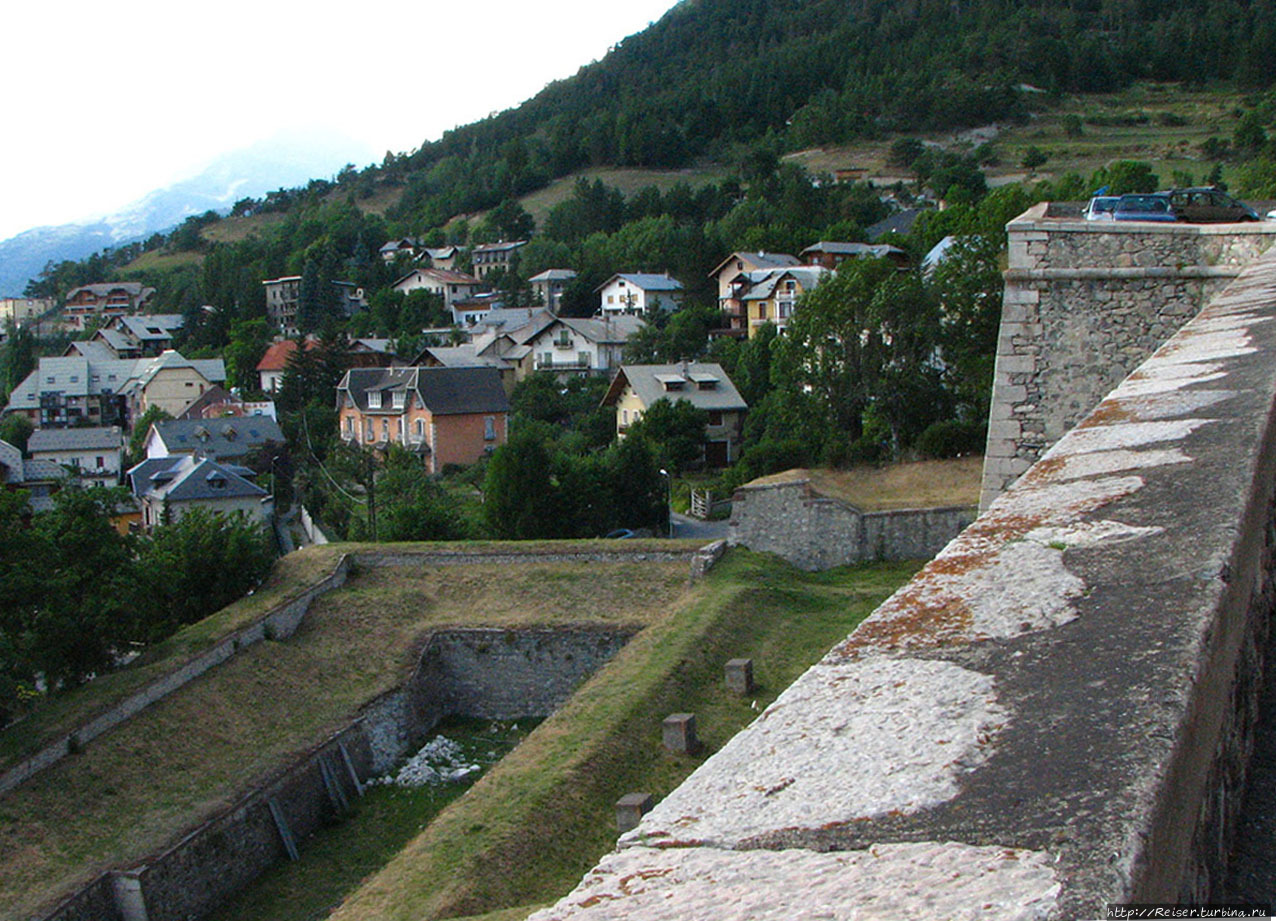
[578, 351, 590, 367]
[344, 417, 352, 436]
[708, 411, 723, 426]
[758, 303, 768, 319]
[366, 419, 374, 439]
[778, 302, 791, 319]
[622, 409, 629, 425]
[95, 456, 104, 468]
[392, 391, 405, 409]
[381, 419, 389, 440]
[368, 391, 382, 409]
[484, 416, 496, 441]
[416, 419, 424, 440]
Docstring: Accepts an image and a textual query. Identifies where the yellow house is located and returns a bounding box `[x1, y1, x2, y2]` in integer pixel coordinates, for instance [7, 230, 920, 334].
[123, 350, 227, 421]
[601, 362, 748, 467]
[739, 266, 831, 338]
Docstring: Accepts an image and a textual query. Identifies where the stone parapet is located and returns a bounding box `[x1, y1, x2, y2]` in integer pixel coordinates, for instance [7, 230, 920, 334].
[530, 255, 1276, 919]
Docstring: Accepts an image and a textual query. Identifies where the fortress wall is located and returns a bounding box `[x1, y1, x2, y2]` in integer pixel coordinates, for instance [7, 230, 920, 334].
[42, 627, 632, 921]
[981, 206, 1276, 509]
[529, 255, 1276, 919]
[728, 478, 975, 570]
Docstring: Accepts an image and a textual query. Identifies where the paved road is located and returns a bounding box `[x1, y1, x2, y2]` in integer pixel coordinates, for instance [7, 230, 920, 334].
[670, 511, 728, 543]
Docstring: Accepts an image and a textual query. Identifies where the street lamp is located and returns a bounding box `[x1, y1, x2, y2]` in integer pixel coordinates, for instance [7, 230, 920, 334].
[659, 468, 673, 538]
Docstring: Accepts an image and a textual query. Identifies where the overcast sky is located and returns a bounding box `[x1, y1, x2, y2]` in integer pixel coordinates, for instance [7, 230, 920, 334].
[0, 0, 680, 241]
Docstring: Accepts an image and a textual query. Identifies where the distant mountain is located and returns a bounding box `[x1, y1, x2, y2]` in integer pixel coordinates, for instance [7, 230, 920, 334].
[0, 131, 376, 296]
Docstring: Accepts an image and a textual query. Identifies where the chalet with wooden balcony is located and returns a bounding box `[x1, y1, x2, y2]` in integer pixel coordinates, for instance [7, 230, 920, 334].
[708, 252, 800, 335]
[63, 282, 156, 331]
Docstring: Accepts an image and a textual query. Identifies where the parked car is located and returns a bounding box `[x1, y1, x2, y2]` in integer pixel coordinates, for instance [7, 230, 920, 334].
[1082, 196, 1120, 220]
[1112, 193, 1178, 223]
[1167, 187, 1259, 223]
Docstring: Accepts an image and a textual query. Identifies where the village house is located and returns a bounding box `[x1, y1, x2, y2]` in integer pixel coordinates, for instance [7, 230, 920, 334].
[451, 292, 506, 326]
[737, 266, 831, 337]
[126, 454, 271, 530]
[602, 361, 748, 466]
[470, 240, 527, 280]
[528, 269, 577, 313]
[423, 245, 460, 271]
[392, 267, 485, 311]
[142, 417, 286, 462]
[0, 296, 54, 326]
[2, 350, 225, 430]
[378, 237, 421, 262]
[261, 276, 367, 336]
[708, 252, 801, 334]
[63, 282, 156, 331]
[87, 314, 185, 359]
[255, 339, 315, 394]
[336, 366, 509, 474]
[800, 241, 909, 271]
[413, 310, 555, 390]
[27, 426, 124, 487]
[0, 438, 62, 512]
[178, 386, 277, 421]
[596, 273, 683, 317]
[523, 315, 645, 377]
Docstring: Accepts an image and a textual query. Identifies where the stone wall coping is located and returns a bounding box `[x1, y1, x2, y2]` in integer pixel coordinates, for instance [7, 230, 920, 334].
[1005, 266, 1244, 282]
[1009, 214, 1276, 237]
[531, 254, 1276, 919]
[734, 475, 976, 517]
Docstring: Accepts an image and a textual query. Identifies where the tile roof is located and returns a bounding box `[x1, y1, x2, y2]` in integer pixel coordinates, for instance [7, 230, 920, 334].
[603, 362, 748, 413]
[151, 417, 285, 459]
[338, 366, 510, 416]
[28, 426, 123, 453]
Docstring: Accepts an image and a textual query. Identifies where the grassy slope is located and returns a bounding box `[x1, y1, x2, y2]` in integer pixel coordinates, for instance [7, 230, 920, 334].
[0, 545, 346, 771]
[0, 555, 691, 921]
[325, 552, 918, 921]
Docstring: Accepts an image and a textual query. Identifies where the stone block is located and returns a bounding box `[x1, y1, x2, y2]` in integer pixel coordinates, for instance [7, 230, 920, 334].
[725, 659, 754, 695]
[663, 713, 700, 754]
[616, 793, 654, 832]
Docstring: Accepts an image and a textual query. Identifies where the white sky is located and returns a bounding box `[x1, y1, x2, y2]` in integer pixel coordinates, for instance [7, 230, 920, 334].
[0, 0, 680, 241]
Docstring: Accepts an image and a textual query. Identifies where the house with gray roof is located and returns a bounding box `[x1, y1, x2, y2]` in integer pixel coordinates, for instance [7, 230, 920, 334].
[523, 315, 645, 377]
[337, 366, 509, 474]
[63, 282, 155, 330]
[602, 362, 748, 466]
[528, 268, 577, 313]
[126, 454, 271, 530]
[0, 438, 64, 512]
[801, 241, 909, 271]
[596, 273, 684, 317]
[708, 252, 802, 332]
[27, 426, 124, 486]
[734, 266, 831, 338]
[142, 417, 285, 462]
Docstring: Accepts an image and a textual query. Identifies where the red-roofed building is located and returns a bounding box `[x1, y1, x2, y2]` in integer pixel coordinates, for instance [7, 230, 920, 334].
[255, 339, 318, 394]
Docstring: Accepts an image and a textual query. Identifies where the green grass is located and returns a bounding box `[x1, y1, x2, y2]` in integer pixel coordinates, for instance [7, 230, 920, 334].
[0, 556, 693, 921]
[117, 250, 205, 275]
[324, 551, 918, 921]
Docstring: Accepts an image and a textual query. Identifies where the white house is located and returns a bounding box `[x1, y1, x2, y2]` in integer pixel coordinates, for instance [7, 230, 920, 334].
[126, 454, 272, 530]
[392, 268, 485, 310]
[528, 268, 577, 313]
[523, 315, 645, 376]
[26, 426, 124, 486]
[596, 273, 684, 316]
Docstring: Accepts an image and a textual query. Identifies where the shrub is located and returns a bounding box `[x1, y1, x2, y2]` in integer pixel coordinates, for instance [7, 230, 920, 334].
[914, 419, 987, 459]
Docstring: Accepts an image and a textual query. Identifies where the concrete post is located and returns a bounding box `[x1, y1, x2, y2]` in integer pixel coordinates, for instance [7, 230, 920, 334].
[663, 713, 699, 754]
[725, 658, 754, 695]
[616, 792, 654, 832]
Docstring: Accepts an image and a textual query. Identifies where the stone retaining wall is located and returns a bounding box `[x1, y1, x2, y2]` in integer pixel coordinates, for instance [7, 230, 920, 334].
[0, 555, 353, 799]
[981, 205, 1276, 509]
[4, 544, 718, 801]
[529, 255, 1276, 918]
[728, 478, 975, 570]
[42, 627, 632, 921]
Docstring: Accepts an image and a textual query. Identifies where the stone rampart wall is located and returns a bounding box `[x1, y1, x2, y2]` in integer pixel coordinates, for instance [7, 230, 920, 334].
[42, 627, 631, 921]
[5, 543, 719, 800]
[981, 206, 1276, 509]
[529, 255, 1276, 919]
[728, 479, 975, 570]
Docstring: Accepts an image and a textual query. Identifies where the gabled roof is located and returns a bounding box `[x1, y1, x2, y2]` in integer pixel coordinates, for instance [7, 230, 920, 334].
[708, 252, 800, 279]
[529, 315, 645, 347]
[595, 273, 684, 294]
[424, 245, 458, 260]
[528, 268, 577, 283]
[255, 338, 318, 372]
[602, 362, 748, 413]
[338, 366, 510, 416]
[115, 314, 184, 340]
[151, 417, 285, 458]
[415, 345, 506, 370]
[3, 355, 140, 413]
[471, 240, 527, 254]
[28, 426, 123, 453]
[128, 350, 225, 390]
[738, 266, 831, 301]
[392, 267, 483, 288]
[66, 339, 120, 360]
[800, 241, 906, 259]
[865, 209, 924, 241]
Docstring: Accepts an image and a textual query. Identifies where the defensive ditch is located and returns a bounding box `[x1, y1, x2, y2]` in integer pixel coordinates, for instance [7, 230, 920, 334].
[44, 627, 634, 921]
